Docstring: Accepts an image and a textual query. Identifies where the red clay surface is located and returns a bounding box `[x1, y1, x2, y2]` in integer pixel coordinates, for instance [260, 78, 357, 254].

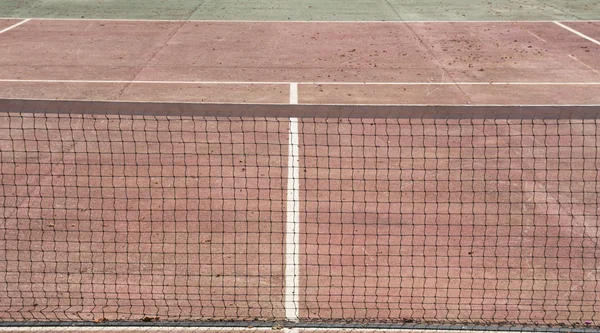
[461, 84, 600, 104]
[0, 20, 183, 80]
[299, 83, 600, 105]
[0, 20, 599, 105]
[0, 82, 129, 101]
[300, 84, 471, 105]
[118, 83, 289, 103]
[408, 22, 600, 83]
[132, 22, 450, 83]
[0, 82, 289, 103]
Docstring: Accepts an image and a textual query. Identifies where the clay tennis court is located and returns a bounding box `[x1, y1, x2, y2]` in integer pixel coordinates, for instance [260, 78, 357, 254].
[0, 8, 599, 333]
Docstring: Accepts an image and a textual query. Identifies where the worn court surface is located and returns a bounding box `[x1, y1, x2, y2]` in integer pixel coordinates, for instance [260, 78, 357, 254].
[0, 8, 600, 331]
[0, 20, 599, 104]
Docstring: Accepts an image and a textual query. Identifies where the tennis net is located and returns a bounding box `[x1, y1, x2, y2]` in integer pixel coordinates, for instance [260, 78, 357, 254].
[0, 100, 599, 328]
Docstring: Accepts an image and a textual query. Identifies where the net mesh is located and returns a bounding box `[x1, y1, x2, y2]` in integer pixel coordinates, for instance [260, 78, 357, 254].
[0, 104, 599, 327]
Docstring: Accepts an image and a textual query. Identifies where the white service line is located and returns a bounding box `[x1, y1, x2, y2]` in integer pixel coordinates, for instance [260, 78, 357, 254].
[285, 83, 300, 322]
[2, 17, 600, 23]
[1, 79, 599, 85]
[554, 21, 600, 46]
[0, 18, 30, 34]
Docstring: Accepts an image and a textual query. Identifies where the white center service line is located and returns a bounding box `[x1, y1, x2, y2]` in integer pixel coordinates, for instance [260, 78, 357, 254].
[289, 83, 299, 104]
[285, 83, 300, 322]
[0, 18, 31, 35]
[554, 21, 600, 46]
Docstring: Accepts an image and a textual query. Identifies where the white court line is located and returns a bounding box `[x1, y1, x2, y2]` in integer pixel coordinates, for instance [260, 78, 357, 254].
[285, 83, 300, 322]
[0, 18, 30, 34]
[1, 17, 600, 23]
[0, 79, 599, 85]
[1, 98, 598, 107]
[290, 83, 299, 104]
[554, 21, 600, 46]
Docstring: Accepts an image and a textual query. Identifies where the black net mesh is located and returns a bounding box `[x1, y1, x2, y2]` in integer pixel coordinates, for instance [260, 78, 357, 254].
[1, 104, 599, 328]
